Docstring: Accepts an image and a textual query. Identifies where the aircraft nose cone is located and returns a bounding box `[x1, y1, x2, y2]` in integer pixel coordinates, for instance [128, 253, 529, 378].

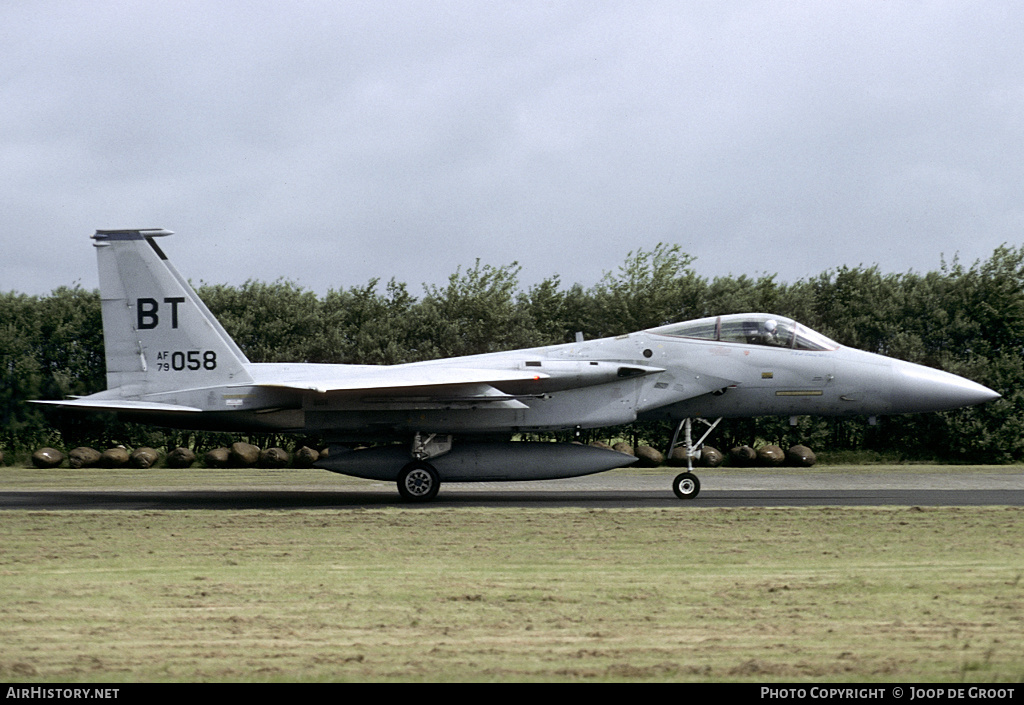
[889, 360, 1000, 413]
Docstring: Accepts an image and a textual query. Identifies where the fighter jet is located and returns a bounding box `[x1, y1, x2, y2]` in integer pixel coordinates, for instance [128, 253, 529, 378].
[34, 229, 1000, 501]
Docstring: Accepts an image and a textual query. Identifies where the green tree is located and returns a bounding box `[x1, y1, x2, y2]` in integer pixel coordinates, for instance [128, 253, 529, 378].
[1, 292, 49, 450]
[522, 277, 593, 345]
[200, 280, 322, 363]
[586, 243, 706, 337]
[318, 278, 418, 364]
[412, 261, 544, 359]
[703, 273, 790, 318]
[4, 243, 1022, 463]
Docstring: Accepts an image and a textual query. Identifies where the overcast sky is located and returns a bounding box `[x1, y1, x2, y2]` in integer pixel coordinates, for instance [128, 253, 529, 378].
[3, 1, 1022, 301]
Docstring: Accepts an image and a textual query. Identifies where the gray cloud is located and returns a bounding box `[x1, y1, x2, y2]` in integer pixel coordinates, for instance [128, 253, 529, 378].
[3, 1, 1022, 300]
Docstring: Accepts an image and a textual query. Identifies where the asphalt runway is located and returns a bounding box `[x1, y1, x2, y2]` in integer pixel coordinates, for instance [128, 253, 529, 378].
[2, 470, 1023, 509]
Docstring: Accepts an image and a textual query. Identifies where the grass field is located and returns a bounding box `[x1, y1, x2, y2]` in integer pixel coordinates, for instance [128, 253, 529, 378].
[1, 467, 1022, 682]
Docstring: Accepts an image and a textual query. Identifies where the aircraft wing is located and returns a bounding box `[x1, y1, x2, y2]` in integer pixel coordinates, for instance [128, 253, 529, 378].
[34, 362, 681, 414]
[255, 366, 551, 395]
[248, 366, 554, 410]
[254, 360, 672, 398]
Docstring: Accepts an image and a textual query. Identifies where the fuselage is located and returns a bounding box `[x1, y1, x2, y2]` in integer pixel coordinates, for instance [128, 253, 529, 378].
[102, 313, 999, 439]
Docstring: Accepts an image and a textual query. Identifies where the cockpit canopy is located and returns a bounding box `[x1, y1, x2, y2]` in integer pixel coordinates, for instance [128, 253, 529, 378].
[648, 313, 840, 351]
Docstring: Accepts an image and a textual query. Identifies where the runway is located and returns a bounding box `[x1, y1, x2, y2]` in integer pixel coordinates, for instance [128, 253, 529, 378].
[2, 468, 1023, 509]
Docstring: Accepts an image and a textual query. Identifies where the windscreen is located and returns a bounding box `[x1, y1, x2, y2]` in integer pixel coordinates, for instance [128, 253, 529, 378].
[650, 314, 839, 351]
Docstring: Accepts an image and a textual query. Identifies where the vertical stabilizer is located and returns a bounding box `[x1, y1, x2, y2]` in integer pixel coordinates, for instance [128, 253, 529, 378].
[92, 229, 253, 395]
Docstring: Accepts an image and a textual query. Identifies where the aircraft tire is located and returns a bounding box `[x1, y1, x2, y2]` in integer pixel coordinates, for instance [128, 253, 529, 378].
[672, 472, 701, 500]
[397, 461, 440, 502]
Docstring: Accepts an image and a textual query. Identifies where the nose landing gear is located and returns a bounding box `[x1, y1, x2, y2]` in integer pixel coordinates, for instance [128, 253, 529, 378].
[667, 417, 721, 500]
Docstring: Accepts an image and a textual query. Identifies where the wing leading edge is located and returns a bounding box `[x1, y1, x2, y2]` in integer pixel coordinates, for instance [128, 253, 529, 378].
[254, 366, 552, 395]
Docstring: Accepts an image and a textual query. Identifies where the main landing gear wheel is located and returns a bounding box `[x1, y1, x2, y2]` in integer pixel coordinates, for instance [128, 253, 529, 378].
[672, 472, 701, 500]
[397, 461, 440, 502]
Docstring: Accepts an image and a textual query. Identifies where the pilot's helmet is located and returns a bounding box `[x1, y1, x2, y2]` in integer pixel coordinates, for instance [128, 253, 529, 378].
[764, 319, 778, 334]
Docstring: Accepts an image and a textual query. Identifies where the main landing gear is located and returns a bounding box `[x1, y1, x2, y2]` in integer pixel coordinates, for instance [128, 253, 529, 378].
[397, 461, 440, 502]
[666, 417, 722, 500]
[397, 432, 451, 502]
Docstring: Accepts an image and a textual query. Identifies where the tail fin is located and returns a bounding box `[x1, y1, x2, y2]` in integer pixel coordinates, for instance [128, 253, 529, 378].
[93, 229, 253, 395]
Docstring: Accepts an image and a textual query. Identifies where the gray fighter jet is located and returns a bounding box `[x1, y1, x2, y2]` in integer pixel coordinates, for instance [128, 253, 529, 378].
[35, 229, 1000, 501]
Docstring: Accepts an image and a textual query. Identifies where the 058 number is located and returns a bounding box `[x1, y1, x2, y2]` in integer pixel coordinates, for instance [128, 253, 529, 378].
[158, 350, 218, 372]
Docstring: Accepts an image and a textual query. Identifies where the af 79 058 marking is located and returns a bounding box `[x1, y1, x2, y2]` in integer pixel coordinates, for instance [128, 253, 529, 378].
[155, 350, 218, 372]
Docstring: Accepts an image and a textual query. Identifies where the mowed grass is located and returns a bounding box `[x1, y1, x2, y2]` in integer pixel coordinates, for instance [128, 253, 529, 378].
[1, 466, 1023, 682]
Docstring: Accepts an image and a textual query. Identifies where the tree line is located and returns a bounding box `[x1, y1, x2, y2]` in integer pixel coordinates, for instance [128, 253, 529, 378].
[2, 243, 1022, 462]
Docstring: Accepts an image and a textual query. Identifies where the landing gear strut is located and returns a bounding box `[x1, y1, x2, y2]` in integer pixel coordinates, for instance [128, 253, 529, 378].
[666, 417, 722, 500]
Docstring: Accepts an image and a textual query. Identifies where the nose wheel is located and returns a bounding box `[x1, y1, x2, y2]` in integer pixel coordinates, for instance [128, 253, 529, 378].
[672, 472, 701, 500]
